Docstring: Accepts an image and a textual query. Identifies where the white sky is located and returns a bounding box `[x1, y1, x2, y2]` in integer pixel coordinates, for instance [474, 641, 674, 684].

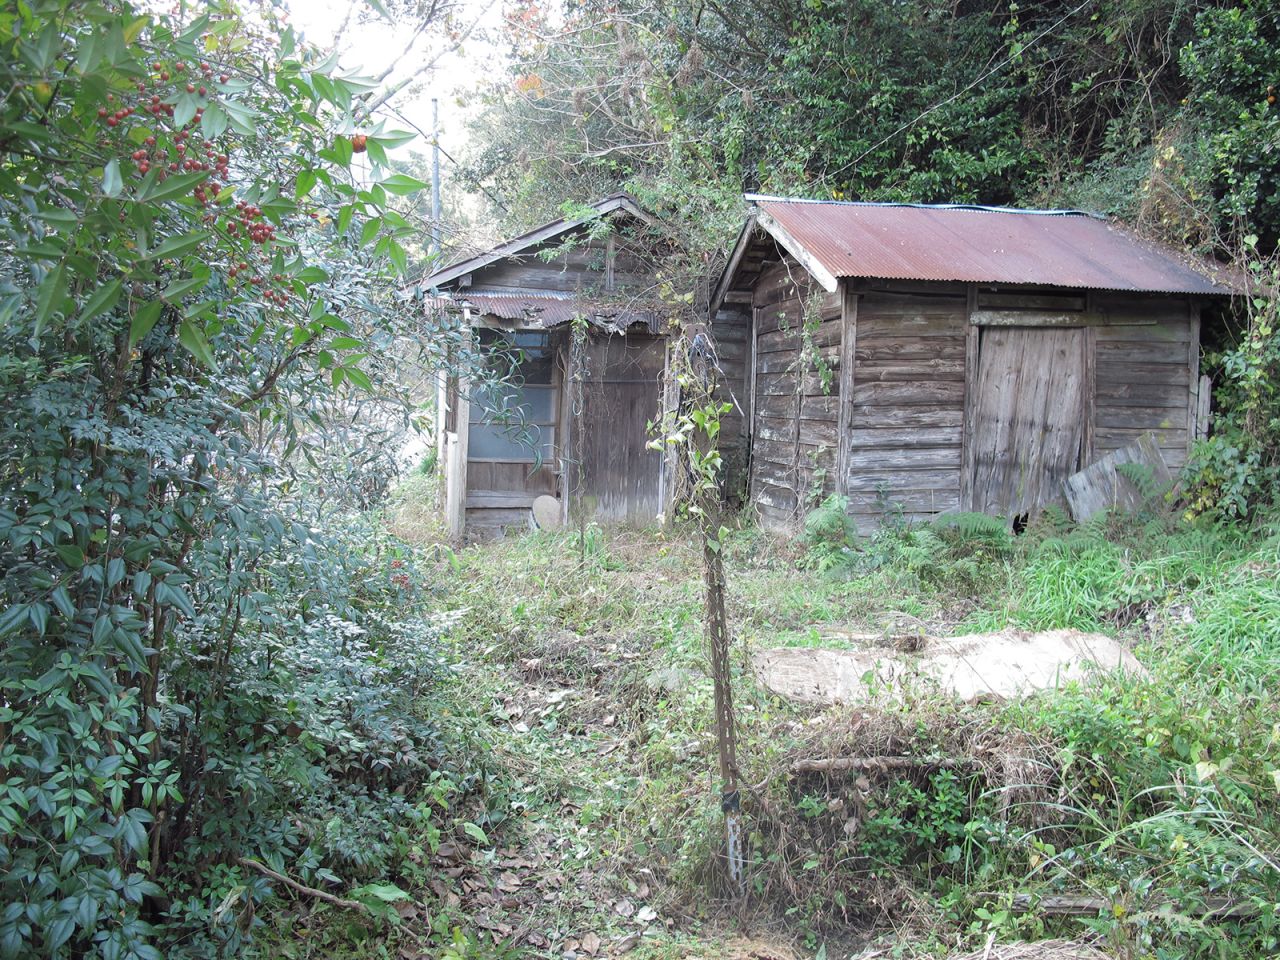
[285, 0, 507, 172]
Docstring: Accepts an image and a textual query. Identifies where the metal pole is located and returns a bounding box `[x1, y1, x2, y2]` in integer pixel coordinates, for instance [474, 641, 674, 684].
[430, 98, 442, 258]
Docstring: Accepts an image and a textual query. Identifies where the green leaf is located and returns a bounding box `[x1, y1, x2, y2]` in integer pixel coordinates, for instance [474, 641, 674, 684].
[145, 231, 205, 261]
[142, 171, 208, 204]
[200, 102, 228, 138]
[337, 204, 354, 236]
[222, 99, 259, 135]
[129, 302, 164, 348]
[329, 336, 362, 350]
[173, 93, 198, 128]
[369, 130, 416, 149]
[342, 366, 372, 391]
[387, 239, 408, 275]
[461, 821, 489, 845]
[39, 209, 79, 230]
[102, 159, 123, 197]
[354, 883, 410, 904]
[54, 544, 85, 568]
[50, 585, 75, 619]
[360, 217, 381, 247]
[177, 319, 216, 368]
[161, 273, 210, 302]
[34, 263, 65, 336]
[0, 604, 30, 638]
[78, 279, 123, 325]
[365, 137, 388, 168]
[295, 169, 317, 198]
[28, 602, 49, 636]
[378, 173, 428, 196]
[295, 266, 328, 283]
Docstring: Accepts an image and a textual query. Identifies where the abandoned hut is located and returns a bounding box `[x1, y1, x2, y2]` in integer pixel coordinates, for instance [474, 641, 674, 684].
[424, 195, 674, 540]
[710, 196, 1241, 532]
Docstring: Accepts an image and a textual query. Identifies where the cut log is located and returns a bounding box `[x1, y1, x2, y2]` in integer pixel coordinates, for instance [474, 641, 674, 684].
[790, 755, 977, 775]
[1010, 892, 1256, 919]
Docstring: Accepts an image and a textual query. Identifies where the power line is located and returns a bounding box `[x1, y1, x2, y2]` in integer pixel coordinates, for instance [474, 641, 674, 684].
[816, 0, 1094, 191]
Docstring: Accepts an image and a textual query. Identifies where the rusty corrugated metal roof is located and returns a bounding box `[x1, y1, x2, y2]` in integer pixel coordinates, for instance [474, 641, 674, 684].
[431, 289, 659, 332]
[752, 197, 1240, 295]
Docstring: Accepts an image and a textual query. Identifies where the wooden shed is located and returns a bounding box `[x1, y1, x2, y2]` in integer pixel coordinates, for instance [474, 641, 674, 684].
[425, 195, 674, 540]
[710, 197, 1241, 533]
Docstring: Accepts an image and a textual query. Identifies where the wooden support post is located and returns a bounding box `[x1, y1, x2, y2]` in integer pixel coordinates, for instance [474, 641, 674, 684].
[960, 286, 980, 512]
[445, 315, 472, 540]
[659, 337, 680, 520]
[1083, 325, 1097, 466]
[1196, 374, 1213, 441]
[1187, 299, 1203, 455]
[746, 305, 760, 509]
[835, 281, 857, 497]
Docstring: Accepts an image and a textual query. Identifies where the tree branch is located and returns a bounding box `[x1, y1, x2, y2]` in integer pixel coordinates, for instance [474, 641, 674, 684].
[238, 858, 370, 913]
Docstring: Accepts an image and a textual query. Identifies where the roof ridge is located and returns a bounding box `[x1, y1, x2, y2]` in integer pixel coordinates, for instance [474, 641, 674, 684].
[745, 194, 1104, 220]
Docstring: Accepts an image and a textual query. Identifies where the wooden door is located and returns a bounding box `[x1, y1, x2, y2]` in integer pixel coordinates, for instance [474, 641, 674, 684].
[577, 332, 666, 522]
[966, 326, 1087, 520]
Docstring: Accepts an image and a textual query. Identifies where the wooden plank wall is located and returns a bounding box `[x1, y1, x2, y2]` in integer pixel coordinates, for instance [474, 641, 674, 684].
[710, 300, 751, 501]
[1090, 293, 1194, 471]
[749, 258, 842, 529]
[844, 284, 968, 532]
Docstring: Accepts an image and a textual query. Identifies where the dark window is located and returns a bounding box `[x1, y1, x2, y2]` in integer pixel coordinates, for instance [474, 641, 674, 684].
[468, 330, 558, 463]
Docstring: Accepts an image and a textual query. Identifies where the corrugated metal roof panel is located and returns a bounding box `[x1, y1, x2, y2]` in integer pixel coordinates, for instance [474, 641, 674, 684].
[433, 290, 659, 332]
[753, 198, 1240, 295]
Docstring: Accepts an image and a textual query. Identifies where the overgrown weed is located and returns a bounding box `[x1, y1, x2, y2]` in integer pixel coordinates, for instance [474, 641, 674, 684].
[390, 501, 1280, 959]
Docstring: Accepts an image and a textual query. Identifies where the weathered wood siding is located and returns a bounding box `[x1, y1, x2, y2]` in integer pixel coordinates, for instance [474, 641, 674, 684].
[468, 232, 653, 297]
[710, 299, 751, 502]
[749, 259, 842, 530]
[844, 285, 968, 531]
[735, 272, 1202, 535]
[1090, 293, 1195, 472]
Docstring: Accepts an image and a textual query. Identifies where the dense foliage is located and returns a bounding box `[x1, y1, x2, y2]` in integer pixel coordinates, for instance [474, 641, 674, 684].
[460, 0, 1280, 518]
[465, 0, 1278, 256]
[0, 2, 463, 956]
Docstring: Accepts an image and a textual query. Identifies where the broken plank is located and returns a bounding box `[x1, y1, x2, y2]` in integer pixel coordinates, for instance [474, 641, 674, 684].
[1062, 432, 1173, 521]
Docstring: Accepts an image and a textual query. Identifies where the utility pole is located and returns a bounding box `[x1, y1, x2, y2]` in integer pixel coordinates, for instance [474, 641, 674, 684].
[430, 98, 442, 258]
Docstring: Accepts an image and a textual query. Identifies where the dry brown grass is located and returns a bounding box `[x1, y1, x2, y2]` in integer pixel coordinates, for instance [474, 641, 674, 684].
[946, 939, 1108, 960]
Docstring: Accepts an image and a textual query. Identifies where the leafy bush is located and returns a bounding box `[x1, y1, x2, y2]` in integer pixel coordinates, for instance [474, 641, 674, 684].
[1184, 248, 1280, 520]
[0, 3, 459, 957]
[1178, 1, 1280, 252]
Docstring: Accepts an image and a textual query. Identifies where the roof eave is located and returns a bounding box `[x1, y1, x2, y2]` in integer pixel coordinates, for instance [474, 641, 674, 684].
[709, 214, 758, 317]
[420, 193, 653, 290]
[754, 207, 839, 293]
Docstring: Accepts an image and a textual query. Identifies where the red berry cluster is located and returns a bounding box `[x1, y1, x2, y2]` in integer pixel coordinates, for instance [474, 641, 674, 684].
[95, 58, 231, 183]
[97, 93, 137, 128]
[232, 199, 276, 245]
[92, 51, 329, 307]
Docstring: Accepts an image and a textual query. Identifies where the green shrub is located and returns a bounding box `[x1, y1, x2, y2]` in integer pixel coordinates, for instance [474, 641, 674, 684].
[800, 495, 856, 572]
[1183, 247, 1280, 520]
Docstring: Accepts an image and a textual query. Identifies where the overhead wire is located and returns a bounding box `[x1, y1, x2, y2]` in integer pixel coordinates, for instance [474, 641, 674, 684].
[806, 0, 1096, 193]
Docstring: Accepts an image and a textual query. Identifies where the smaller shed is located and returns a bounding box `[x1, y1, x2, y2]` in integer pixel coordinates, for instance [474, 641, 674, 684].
[711, 197, 1242, 533]
[424, 195, 674, 540]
